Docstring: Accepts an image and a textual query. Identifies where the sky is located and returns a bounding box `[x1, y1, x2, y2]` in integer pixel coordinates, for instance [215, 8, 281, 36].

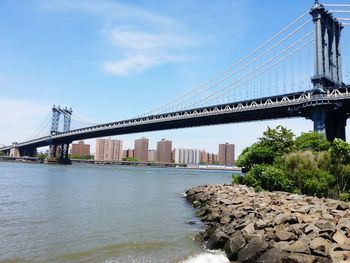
[1, 0, 350, 156]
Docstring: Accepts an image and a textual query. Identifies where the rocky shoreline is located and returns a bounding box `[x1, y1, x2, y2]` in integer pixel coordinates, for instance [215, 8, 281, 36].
[186, 184, 350, 263]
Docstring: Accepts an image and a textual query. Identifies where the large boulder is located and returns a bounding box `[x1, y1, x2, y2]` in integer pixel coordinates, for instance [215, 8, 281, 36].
[237, 235, 269, 262]
[224, 231, 246, 261]
[205, 229, 229, 250]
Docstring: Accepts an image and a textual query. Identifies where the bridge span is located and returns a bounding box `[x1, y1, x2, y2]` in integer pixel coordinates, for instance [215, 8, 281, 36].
[2, 88, 350, 161]
[1, 1, 350, 164]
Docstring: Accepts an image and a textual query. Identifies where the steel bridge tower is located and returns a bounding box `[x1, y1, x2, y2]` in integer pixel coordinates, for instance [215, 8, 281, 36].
[309, 0, 348, 141]
[48, 105, 73, 164]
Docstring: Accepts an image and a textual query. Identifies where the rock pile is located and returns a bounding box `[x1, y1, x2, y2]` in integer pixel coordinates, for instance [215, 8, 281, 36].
[186, 184, 350, 263]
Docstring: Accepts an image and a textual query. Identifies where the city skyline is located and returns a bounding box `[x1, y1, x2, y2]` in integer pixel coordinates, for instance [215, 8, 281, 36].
[88, 137, 232, 157]
[1, 0, 350, 156]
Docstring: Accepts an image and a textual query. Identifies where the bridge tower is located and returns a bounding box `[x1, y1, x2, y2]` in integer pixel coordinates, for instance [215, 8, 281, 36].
[310, 0, 347, 141]
[47, 105, 73, 164]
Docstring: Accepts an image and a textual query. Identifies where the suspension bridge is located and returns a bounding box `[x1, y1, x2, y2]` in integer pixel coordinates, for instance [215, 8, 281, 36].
[2, 1, 350, 164]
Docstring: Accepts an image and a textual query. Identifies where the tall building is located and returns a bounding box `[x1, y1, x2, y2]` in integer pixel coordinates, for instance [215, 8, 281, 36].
[200, 150, 209, 164]
[134, 137, 149, 162]
[174, 148, 200, 165]
[148, 150, 157, 162]
[218, 143, 235, 166]
[157, 139, 172, 163]
[71, 140, 90, 157]
[94, 138, 123, 161]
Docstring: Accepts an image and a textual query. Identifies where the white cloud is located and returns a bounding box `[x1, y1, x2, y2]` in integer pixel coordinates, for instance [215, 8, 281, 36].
[0, 98, 50, 145]
[109, 29, 196, 50]
[104, 54, 182, 75]
[103, 28, 196, 75]
[38, 0, 199, 75]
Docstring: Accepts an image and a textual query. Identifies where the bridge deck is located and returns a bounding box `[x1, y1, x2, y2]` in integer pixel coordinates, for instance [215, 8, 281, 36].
[2, 88, 350, 151]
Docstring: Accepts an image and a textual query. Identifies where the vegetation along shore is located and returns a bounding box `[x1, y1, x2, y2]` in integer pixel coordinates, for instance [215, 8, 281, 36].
[186, 126, 350, 262]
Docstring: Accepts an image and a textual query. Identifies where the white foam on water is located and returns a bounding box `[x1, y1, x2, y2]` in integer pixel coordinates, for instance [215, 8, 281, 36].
[180, 252, 229, 263]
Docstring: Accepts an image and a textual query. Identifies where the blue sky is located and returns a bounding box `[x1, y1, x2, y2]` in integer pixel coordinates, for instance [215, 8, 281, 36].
[1, 0, 350, 155]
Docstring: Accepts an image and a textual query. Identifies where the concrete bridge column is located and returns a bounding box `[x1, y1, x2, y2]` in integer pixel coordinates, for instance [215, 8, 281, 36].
[9, 147, 20, 157]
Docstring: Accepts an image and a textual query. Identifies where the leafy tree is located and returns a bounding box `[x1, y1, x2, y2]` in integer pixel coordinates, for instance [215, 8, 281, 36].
[321, 139, 350, 194]
[236, 143, 275, 171]
[294, 131, 330, 152]
[259, 125, 295, 155]
[0, 151, 5, 156]
[237, 126, 294, 171]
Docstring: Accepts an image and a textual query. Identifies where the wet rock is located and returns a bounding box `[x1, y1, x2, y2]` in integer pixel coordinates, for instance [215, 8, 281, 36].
[206, 229, 229, 250]
[186, 184, 350, 263]
[224, 231, 246, 261]
[237, 235, 269, 262]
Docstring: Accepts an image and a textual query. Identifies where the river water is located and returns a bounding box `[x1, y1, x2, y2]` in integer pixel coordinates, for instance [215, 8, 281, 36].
[0, 162, 233, 263]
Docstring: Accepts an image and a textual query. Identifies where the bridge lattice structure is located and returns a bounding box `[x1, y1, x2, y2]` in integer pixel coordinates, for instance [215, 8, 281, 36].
[2, 1, 350, 164]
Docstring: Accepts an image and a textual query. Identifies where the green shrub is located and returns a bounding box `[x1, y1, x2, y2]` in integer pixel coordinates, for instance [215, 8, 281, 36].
[339, 192, 350, 202]
[280, 151, 334, 197]
[294, 131, 330, 152]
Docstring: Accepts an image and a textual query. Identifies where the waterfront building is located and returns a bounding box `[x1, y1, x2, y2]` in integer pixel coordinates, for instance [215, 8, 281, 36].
[174, 148, 200, 165]
[200, 150, 209, 164]
[148, 150, 157, 162]
[94, 138, 123, 161]
[127, 149, 134, 158]
[122, 150, 127, 158]
[171, 149, 175, 163]
[208, 153, 219, 164]
[218, 143, 235, 166]
[157, 139, 172, 163]
[134, 137, 149, 162]
[71, 140, 90, 157]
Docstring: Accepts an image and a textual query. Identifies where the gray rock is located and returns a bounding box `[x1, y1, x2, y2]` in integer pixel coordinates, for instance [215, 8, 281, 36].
[287, 240, 311, 254]
[315, 220, 335, 233]
[224, 231, 246, 261]
[309, 237, 331, 257]
[332, 230, 350, 245]
[205, 229, 229, 250]
[275, 229, 297, 241]
[281, 252, 316, 263]
[237, 235, 269, 262]
[257, 248, 282, 263]
[274, 213, 298, 225]
[242, 222, 255, 240]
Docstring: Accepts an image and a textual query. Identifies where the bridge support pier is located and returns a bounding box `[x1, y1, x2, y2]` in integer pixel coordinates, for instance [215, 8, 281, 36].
[312, 107, 347, 141]
[58, 143, 71, 165]
[46, 142, 71, 164]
